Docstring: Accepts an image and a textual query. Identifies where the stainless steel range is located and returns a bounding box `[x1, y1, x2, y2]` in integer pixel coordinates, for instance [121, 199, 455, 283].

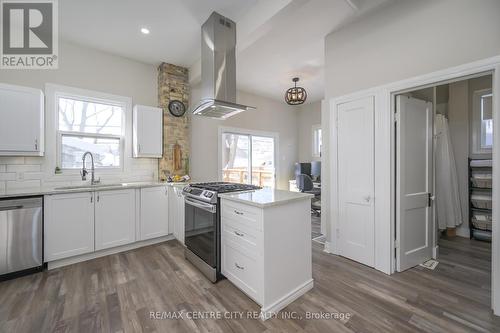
[182, 182, 260, 282]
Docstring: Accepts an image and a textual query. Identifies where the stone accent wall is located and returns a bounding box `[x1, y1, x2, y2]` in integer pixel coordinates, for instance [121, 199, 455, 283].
[158, 63, 190, 180]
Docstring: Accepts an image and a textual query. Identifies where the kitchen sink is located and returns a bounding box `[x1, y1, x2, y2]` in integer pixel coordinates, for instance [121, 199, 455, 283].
[54, 183, 125, 190]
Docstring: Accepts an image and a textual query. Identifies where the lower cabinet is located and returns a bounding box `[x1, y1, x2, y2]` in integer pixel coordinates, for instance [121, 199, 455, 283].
[44, 192, 95, 261]
[168, 185, 185, 244]
[95, 189, 136, 250]
[44, 186, 175, 263]
[140, 186, 169, 240]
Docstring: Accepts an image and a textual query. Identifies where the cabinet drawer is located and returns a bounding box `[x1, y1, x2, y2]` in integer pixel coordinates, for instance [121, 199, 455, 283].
[221, 219, 259, 258]
[222, 238, 260, 303]
[221, 201, 262, 231]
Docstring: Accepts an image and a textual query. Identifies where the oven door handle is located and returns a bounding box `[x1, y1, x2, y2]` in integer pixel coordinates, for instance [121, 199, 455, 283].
[185, 197, 217, 214]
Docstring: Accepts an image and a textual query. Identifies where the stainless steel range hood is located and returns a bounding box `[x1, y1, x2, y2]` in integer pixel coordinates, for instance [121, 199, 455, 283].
[192, 12, 255, 119]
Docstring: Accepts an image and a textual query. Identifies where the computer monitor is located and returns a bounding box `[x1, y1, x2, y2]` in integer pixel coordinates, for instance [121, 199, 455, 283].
[311, 161, 321, 181]
[295, 163, 311, 178]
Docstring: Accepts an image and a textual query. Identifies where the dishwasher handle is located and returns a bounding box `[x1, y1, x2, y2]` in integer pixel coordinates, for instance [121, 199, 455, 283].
[0, 205, 23, 211]
[0, 197, 42, 210]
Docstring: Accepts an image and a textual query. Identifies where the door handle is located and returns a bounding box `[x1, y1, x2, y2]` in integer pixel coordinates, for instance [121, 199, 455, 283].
[363, 195, 371, 203]
[428, 193, 435, 207]
[234, 231, 244, 237]
[234, 210, 244, 215]
[234, 262, 245, 270]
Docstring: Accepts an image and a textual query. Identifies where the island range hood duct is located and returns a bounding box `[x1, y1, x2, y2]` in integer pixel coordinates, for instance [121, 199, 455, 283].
[191, 12, 255, 119]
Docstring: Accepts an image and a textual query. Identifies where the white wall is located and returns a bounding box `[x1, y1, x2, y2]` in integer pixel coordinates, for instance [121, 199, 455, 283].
[190, 85, 300, 190]
[325, 0, 500, 99]
[297, 101, 321, 162]
[0, 41, 158, 191]
[323, 0, 500, 243]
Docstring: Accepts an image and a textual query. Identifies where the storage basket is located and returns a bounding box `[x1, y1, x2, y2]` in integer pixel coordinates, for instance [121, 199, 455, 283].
[471, 218, 492, 231]
[471, 193, 492, 209]
[471, 171, 492, 189]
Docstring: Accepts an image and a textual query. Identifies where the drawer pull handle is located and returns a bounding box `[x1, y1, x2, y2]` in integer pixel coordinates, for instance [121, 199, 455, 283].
[234, 231, 244, 237]
[235, 263, 245, 270]
[234, 210, 244, 215]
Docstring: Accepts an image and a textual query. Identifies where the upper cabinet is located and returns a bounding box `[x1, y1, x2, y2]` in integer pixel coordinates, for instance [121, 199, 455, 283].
[133, 104, 163, 158]
[0, 83, 44, 156]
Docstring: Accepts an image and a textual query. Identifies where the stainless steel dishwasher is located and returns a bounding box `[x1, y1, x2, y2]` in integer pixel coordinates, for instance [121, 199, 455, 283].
[0, 197, 43, 277]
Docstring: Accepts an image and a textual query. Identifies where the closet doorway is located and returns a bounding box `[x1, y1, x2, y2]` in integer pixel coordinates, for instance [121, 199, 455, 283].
[395, 74, 493, 299]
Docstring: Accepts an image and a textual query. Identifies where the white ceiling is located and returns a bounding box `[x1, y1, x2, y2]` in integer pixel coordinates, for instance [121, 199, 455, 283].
[60, 0, 390, 104]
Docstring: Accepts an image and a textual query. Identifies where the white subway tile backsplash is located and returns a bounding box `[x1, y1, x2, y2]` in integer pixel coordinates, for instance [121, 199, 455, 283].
[0, 152, 158, 190]
[6, 164, 41, 173]
[24, 157, 44, 165]
[6, 180, 41, 190]
[23, 172, 43, 180]
[0, 173, 16, 181]
[0, 157, 25, 164]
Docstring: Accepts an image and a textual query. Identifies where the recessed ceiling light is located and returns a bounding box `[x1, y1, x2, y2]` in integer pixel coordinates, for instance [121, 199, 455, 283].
[140, 27, 150, 35]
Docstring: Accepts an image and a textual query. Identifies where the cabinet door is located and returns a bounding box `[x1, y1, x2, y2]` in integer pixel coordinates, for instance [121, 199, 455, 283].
[168, 186, 185, 244]
[133, 105, 162, 158]
[44, 192, 94, 261]
[95, 189, 136, 250]
[140, 186, 169, 240]
[0, 83, 43, 155]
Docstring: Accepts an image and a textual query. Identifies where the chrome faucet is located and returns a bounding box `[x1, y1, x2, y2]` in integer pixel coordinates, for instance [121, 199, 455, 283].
[81, 152, 100, 185]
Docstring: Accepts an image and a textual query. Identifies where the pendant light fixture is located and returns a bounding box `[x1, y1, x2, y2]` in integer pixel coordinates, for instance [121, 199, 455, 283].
[285, 77, 307, 105]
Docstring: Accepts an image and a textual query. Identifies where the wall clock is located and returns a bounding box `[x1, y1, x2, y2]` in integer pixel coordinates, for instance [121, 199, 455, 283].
[168, 100, 186, 117]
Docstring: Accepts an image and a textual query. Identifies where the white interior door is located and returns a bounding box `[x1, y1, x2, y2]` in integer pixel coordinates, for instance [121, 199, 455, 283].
[337, 97, 375, 267]
[396, 96, 433, 272]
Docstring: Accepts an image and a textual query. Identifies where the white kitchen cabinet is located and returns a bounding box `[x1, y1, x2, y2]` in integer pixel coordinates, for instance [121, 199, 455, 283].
[140, 186, 169, 240]
[168, 185, 185, 244]
[133, 104, 163, 158]
[44, 192, 94, 261]
[95, 189, 136, 250]
[0, 83, 44, 156]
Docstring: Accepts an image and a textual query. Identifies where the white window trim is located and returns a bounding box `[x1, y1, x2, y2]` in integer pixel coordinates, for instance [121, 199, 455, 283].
[218, 126, 279, 188]
[471, 88, 493, 155]
[312, 124, 322, 158]
[44, 83, 133, 181]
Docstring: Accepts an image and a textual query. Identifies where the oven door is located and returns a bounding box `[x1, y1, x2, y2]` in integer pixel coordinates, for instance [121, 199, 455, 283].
[184, 196, 217, 267]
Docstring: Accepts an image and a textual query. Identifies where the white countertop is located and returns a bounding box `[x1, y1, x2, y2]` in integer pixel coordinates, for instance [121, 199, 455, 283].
[0, 181, 188, 199]
[218, 188, 313, 208]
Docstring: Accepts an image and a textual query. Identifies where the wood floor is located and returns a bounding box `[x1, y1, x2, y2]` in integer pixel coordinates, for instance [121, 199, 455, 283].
[1, 235, 498, 332]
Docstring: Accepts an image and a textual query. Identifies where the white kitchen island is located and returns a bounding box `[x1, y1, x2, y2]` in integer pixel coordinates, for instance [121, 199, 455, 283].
[218, 188, 314, 320]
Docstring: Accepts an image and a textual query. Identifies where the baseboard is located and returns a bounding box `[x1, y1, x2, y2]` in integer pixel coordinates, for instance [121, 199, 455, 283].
[260, 279, 314, 320]
[47, 234, 175, 270]
[433, 245, 439, 259]
[323, 241, 333, 254]
[456, 227, 470, 238]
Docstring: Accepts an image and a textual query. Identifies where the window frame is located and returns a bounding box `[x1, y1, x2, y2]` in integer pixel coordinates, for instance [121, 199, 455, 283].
[218, 126, 279, 188]
[312, 124, 322, 158]
[471, 88, 493, 156]
[55, 92, 126, 170]
[45, 84, 133, 180]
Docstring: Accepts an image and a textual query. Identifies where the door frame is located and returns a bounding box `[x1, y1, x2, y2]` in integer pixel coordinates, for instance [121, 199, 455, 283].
[328, 55, 500, 315]
[217, 126, 279, 188]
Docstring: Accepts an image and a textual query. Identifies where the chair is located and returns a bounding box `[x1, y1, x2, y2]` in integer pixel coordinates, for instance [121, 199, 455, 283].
[296, 174, 321, 216]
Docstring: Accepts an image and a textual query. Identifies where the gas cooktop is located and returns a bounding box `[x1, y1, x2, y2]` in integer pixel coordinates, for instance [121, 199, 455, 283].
[189, 182, 261, 193]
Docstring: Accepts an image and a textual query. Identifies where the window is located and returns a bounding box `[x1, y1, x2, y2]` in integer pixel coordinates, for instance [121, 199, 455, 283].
[312, 125, 322, 158]
[471, 89, 493, 155]
[57, 96, 124, 169]
[480, 93, 493, 149]
[220, 129, 277, 188]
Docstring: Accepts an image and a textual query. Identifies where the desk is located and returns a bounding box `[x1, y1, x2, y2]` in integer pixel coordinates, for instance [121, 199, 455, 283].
[289, 179, 321, 192]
